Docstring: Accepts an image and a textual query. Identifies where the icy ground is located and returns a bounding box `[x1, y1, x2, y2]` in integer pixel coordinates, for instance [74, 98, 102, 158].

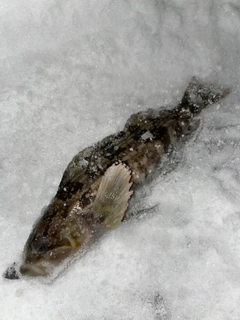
[1, 0, 240, 319]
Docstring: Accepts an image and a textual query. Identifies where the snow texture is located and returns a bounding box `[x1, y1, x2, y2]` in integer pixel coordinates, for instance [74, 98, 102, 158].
[1, 0, 240, 319]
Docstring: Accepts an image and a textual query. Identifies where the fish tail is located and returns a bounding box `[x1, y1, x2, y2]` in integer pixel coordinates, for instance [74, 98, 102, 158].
[179, 77, 231, 115]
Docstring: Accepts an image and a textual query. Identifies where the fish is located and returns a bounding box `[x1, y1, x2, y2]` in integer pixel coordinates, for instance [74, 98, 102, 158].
[3, 77, 230, 280]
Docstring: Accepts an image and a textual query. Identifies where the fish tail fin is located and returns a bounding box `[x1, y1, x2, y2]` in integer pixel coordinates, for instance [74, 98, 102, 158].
[92, 163, 133, 230]
[180, 77, 231, 115]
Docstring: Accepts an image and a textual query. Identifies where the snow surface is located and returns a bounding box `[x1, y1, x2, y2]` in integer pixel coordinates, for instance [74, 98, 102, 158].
[1, 0, 240, 319]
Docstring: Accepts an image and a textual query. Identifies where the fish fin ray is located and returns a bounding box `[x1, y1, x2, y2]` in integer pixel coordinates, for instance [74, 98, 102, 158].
[124, 204, 159, 221]
[92, 163, 133, 229]
[184, 117, 202, 142]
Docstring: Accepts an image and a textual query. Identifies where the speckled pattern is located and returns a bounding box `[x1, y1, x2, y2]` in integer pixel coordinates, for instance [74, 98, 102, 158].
[6, 78, 230, 279]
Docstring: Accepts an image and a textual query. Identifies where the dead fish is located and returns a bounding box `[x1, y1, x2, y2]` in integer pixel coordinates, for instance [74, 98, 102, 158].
[4, 77, 230, 280]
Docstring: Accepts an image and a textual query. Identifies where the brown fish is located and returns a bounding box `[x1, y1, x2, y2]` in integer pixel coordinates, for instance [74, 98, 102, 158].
[4, 77, 230, 279]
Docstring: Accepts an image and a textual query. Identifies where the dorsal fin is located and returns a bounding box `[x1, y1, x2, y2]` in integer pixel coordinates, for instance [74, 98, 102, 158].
[92, 163, 133, 230]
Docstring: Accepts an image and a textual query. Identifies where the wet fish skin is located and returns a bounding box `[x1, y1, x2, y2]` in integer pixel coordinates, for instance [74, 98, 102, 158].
[4, 77, 230, 279]
[19, 163, 133, 277]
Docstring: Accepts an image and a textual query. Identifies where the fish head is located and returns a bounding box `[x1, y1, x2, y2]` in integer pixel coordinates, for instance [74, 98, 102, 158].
[19, 203, 94, 277]
[20, 234, 73, 277]
[4, 163, 133, 280]
[19, 246, 74, 277]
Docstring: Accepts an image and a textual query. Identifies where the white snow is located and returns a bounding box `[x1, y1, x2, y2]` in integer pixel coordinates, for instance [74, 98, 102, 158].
[1, 0, 240, 319]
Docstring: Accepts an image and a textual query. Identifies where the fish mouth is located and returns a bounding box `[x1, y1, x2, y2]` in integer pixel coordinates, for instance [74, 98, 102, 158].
[4, 245, 78, 278]
[20, 261, 53, 277]
[19, 245, 74, 277]
[3, 260, 56, 278]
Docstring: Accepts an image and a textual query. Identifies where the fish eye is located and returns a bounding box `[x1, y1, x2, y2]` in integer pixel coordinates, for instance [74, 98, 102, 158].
[31, 235, 50, 254]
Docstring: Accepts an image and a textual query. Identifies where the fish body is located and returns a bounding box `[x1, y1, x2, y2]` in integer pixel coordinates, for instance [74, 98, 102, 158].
[4, 77, 230, 279]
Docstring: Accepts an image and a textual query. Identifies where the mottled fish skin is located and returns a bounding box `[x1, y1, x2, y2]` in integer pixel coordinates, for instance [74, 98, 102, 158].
[4, 77, 230, 279]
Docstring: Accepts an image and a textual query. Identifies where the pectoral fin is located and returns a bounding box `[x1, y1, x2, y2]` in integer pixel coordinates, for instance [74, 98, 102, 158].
[92, 163, 133, 230]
